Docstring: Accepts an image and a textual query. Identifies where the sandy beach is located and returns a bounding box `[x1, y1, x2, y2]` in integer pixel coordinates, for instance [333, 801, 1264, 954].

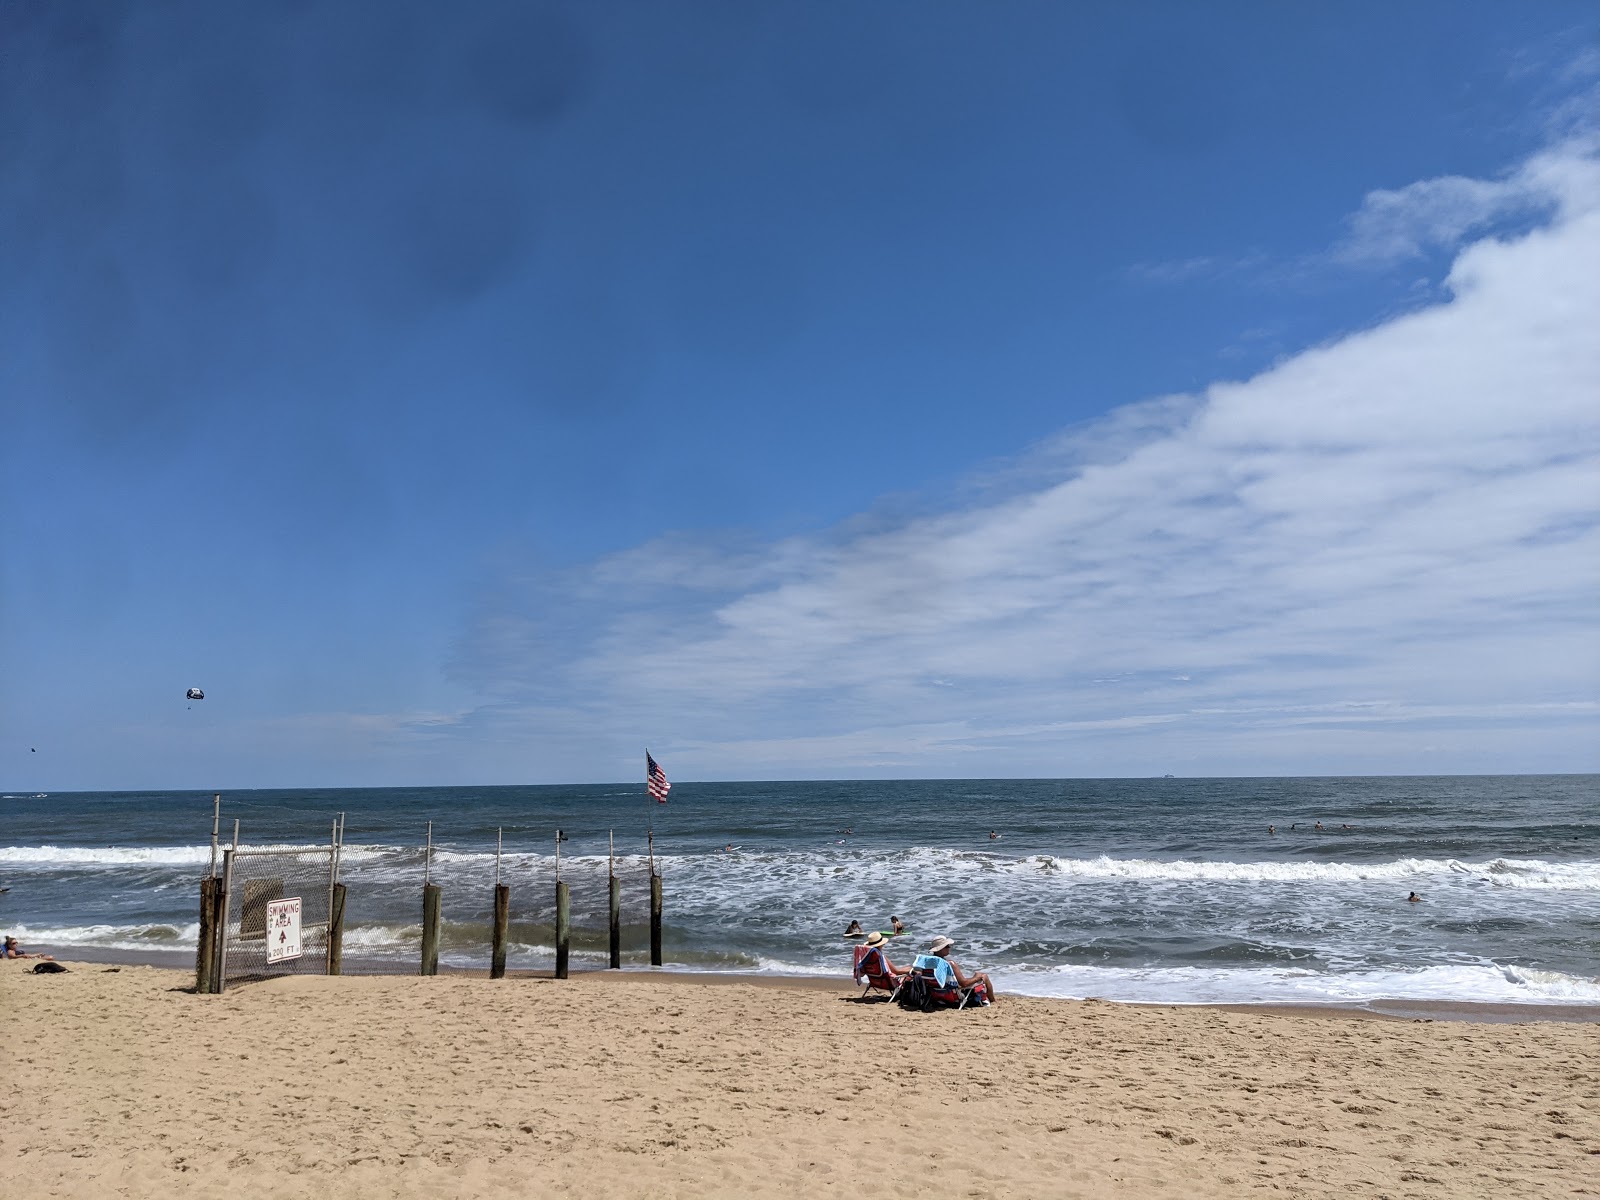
[4, 961, 1597, 1199]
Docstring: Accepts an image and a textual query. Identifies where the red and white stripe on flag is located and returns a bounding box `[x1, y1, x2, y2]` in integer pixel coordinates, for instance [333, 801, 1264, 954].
[646, 751, 671, 803]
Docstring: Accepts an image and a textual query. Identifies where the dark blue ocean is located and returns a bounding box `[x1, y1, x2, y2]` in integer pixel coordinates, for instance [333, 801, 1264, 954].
[2, 776, 1596, 1005]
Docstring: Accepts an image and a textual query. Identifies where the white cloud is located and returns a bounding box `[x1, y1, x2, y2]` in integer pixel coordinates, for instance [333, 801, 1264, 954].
[1133, 127, 1600, 283]
[1333, 135, 1600, 267]
[1331, 171, 1548, 266]
[452, 137, 1600, 778]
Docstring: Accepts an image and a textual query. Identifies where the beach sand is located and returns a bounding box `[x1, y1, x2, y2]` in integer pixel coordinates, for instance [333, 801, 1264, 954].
[3, 962, 1596, 1198]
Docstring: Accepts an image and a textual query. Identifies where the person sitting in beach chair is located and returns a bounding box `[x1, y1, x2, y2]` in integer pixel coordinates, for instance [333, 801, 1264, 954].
[930, 936, 996, 1004]
[899, 936, 992, 1009]
[852, 931, 907, 1000]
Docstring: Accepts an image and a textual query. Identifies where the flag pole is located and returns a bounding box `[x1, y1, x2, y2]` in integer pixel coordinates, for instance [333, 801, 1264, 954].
[645, 748, 655, 875]
[643, 748, 665, 968]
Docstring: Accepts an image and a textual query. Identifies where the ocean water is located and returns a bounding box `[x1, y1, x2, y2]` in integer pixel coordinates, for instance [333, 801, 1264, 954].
[2, 776, 1597, 1007]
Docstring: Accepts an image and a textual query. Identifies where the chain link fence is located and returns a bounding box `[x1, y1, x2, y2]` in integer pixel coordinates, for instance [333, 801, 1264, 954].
[197, 811, 663, 988]
[218, 844, 336, 988]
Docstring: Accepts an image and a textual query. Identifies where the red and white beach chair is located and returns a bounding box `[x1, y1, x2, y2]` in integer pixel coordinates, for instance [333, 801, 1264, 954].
[852, 942, 905, 1001]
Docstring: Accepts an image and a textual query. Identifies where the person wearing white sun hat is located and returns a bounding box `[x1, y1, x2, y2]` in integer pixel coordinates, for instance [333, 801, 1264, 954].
[928, 935, 997, 1002]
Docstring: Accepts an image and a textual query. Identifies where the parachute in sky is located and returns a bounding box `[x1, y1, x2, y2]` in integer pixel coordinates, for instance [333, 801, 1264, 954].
[186, 688, 205, 701]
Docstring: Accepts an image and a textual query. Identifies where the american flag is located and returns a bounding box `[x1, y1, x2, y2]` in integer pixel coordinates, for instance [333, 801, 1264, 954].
[646, 750, 671, 803]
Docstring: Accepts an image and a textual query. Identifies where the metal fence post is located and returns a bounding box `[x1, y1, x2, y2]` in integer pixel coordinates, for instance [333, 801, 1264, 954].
[207, 794, 221, 880]
[215, 823, 238, 993]
[324, 820, 338, 975]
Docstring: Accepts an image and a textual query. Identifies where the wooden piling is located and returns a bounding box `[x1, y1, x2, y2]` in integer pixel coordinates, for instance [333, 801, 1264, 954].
[421, 883, 442, 976]
[608, 828, 620, 969]
[328, 882, 347, 976]
[649, 872, 663, 967]
[608, 875, 621, 969]
[208, 879, 227, 994]
[554, 881, 571, 979]
[195, 876, 218, 993]
[491, 883, 510, 980]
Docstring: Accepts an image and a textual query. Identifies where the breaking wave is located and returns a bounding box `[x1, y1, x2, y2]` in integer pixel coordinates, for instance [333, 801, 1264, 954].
[994, 960, 1600, 1006]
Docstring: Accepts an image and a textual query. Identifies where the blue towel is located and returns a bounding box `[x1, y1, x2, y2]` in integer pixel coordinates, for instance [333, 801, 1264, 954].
[912, 954, 956, 988]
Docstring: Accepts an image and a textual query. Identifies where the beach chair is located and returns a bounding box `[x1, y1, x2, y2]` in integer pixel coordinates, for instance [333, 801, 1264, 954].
[898, 954, 986, 1011]
[852, 943, 905, 1001]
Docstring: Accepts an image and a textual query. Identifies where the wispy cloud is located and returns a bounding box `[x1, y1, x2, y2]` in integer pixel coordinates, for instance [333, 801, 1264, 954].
[1132, 59, 1600, 290]
[448, 135, 1600, 778]
[1125, 254, 1259, 285]
[1326, 142, 1598, 265]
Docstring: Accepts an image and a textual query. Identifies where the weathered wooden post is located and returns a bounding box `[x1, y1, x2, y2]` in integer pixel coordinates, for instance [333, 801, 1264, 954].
[209, 872, 227, 992]
[328, 812, 346, 975]
[650, 873, 663, 966]
[608, 830, 621, 969]
[421, 885, 441, 975]
[554, 830, 571, 979]
[490, 828, 509, 980]
[648, 830, 663, 967]
[328, 883, 347, 976]
[420, 821, 441, 977]
[196, 875, 218, 993]
[196, 795, 222, 993]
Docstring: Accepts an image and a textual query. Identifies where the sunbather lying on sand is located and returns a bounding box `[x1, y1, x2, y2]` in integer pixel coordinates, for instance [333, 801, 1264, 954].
[3, 935, 53, 961]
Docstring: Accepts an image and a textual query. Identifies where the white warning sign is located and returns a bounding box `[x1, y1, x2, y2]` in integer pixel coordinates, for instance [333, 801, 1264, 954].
[266, 896, 303, 964]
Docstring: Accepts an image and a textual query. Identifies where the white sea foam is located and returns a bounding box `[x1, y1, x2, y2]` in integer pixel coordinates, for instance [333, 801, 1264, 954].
[5, 921, 201, 950]
[0, 845, 217, 867]
[787, 857, 1600, 896]
[16, 839, 1582, 892]
[991, 960, 1600, 1006]
[0, 843, 391, 868]
[651, 848, 1600, 891]
[1004, 853, 1600, 890]
[340, 847, 1600, 890]
[338, 924, 420, 949]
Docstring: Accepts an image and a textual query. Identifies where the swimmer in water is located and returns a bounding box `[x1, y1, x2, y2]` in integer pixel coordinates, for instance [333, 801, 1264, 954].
[1314, 821, 1324, 831]
[890, 915, 905, 935]
[988, 830, 1000, 840]
[1407, 892, 1421, 903]
[1267, 825, 1276, 835]
[845, 920, 864, 937]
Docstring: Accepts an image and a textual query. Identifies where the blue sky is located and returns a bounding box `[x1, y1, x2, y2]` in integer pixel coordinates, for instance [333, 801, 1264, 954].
[2, 3, 1597, 789]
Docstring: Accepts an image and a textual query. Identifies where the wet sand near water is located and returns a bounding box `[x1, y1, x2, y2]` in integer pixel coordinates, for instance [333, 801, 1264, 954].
[21, 938, 1600, 1024]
